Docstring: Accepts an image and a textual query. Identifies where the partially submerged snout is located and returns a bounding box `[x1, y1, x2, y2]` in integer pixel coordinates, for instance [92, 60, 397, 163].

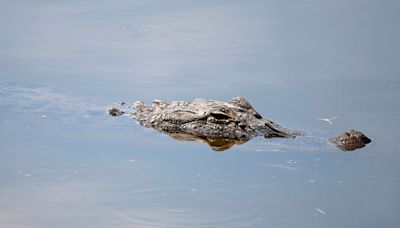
[330, 130, 371, 151]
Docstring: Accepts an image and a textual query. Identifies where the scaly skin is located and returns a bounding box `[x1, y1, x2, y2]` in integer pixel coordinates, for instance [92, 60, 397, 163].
[131, 97, 297, 140]
[109, 97, 370, 151]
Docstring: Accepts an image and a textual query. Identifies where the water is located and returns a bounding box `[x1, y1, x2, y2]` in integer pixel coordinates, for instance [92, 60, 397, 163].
[1, 1, 400, 227]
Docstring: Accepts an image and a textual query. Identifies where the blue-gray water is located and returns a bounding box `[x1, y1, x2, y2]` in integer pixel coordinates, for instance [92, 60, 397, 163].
[1, 1, 400, 227]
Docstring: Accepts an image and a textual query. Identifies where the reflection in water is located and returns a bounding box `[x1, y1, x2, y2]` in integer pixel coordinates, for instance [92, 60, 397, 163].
[332, 139, 371, 152]
[165, 132, 249, 151]
[155, 129, 371, 152]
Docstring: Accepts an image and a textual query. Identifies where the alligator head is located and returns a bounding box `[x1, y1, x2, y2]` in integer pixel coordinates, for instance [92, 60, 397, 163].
[110, 97, 297, 151]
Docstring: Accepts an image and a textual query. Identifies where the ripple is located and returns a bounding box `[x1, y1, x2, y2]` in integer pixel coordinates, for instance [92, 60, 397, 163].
[106, 187, 264, 227]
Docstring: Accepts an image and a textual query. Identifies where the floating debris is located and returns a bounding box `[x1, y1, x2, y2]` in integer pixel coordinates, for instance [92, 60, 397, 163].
[317, 116, 338, 125]
[315, 208, 327, 215]
[287, 160, 296, 164]
[108, 108, 125, 116]
[256, 148, 279, 152]
[113, 101, 126, 106]
[260, 164, 297, 172]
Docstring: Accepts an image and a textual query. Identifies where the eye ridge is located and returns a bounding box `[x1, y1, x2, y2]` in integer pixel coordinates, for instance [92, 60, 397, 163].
[210, 113, 230, 120]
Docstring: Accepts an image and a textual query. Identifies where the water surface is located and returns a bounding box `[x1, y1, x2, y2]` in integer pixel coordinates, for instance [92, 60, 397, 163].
[1, 1, 400, 227]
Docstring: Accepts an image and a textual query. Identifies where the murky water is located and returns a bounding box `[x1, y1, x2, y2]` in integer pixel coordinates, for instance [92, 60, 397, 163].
[1, 1, 400, 227]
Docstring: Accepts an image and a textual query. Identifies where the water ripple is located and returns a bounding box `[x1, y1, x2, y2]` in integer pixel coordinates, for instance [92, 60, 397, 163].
[105, 187, 264, 228]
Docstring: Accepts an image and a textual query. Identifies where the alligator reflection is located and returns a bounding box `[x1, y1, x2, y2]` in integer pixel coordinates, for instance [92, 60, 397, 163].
[164, 132, 249, 151]
[166, 130, 371, 152]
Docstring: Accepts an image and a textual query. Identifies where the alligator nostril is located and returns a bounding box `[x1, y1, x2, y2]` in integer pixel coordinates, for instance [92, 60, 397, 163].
[254, 113, 262, 119]
[361, 136, 372, 143]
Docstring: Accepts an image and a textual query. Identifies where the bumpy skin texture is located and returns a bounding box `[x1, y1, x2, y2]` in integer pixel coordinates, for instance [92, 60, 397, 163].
[132, 97, 296, 140]
[330, 130, 371, 151]
[109, 97, 371, 152]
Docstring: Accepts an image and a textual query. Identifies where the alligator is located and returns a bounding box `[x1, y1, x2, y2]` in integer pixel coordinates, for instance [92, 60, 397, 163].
[108, 97, 371, 151]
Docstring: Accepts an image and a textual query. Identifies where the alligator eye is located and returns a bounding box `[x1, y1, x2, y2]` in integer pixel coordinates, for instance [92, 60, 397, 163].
[254, 113, 262, 119]
[210, 113, 230, 120]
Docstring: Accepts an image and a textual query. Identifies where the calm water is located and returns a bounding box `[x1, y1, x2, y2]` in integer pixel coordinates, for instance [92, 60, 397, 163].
[1, 1, 400, 227]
